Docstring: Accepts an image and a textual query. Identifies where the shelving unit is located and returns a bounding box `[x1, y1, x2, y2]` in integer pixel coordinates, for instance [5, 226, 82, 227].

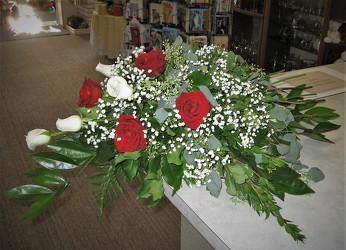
[230, 0, 333, 72]
[121, 0, 338, 71]
[230, 0, 270, 66]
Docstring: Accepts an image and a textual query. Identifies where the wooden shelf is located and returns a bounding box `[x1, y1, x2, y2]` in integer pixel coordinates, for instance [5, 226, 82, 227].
[233, 8, 263, 18]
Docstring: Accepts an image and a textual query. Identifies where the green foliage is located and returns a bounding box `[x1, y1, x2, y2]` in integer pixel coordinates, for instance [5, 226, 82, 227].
[26, 168, 67, 186]
[31, 152, 80, 171]
[161, 157, 183, 195]
[48, 139, 96, 165]
[88, 163, 124, 215]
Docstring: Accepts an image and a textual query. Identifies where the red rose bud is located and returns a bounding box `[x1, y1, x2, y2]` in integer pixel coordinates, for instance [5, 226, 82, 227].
[114, 115, 147, 152]
[77, 77, 102, 108]
[134, 50, 166, 78]
[176, 91, 210, 130]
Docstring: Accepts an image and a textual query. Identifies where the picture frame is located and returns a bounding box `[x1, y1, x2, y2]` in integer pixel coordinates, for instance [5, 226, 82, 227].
[188, 8, 210, 33]
[149, 2, 162, 24]
[162, 1, 178, 25]
[125, 0, 144, 21]
[212, 35, 229, 51]
[177, 4, 188, 31]
[150, 27, 163, 50]
[216, 0, 231, 13]
[188, 35, 208, 48]
[214, 15, 230, 35]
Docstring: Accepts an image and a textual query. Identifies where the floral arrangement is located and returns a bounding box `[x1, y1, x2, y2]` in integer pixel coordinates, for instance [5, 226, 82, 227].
[5, 37, 340, 242]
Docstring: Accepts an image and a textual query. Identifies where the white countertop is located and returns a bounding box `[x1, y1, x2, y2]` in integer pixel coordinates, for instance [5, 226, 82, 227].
[164, 66, 346, 249]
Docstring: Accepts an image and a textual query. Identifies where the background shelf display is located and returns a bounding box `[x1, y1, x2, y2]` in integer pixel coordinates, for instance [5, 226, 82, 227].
[122, 0, 341, 71]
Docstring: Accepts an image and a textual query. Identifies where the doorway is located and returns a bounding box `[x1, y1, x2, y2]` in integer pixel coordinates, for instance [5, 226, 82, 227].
[0, 0, 65, 41]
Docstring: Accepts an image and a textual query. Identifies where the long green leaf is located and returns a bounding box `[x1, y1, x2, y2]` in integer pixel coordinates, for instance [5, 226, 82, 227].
[26, 168, 66, 186]
[4, 184, 53, 201]
[271, 166, 300, 180]
[48, 140, 96, 165]
[31, 152, 79, 170]
[48, 140, 96, 158]
[24, 193, 56, 220]
[271, 179, 314, 195]
[313, 122, 341, 134]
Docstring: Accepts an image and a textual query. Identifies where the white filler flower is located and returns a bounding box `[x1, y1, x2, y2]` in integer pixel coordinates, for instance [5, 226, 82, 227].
[56, 115, 82, 132]
[106, 76, 133, 99]
[25, 129, 51, 150]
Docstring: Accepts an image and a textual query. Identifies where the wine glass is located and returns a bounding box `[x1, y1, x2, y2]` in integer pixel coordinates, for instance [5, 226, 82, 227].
[279, 26, 291, 42]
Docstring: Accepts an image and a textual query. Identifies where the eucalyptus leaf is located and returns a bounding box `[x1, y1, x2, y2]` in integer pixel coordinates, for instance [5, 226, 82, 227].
[186, 51, 198, 62]
[308, 167, 325, 182]
[173, 35, 183, 45]
[270, 105, 294, 124]
[254, 153, 263, 164]
[206, 171, 222, 198]
[277, 144, 290, 155]
[284, 139, 302, 164]
[199, 85, 218, 106]
[248, 72, 259, 81]
[207, 135, 222, 150]
[183, 149, 195, 164]
[155, 107, 170, 123]
[292, 163, 309, 171]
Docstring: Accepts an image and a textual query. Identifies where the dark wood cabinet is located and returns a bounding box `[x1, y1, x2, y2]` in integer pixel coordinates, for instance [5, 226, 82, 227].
[230, 0, 334, 72]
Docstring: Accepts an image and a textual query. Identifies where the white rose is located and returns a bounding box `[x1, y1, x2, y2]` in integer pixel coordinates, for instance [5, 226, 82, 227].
[95, 62, 112, 77]
[56, 115, 82, 132]
[107, 76, 133, 99]
[25, 129, 51, 150]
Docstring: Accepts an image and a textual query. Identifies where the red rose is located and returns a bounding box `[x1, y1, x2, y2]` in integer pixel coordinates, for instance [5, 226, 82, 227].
[114, 115, 147, 152]
[134, 50, 166, 77]
[77, 77, 102, 108]
[176, 91, 210, 130]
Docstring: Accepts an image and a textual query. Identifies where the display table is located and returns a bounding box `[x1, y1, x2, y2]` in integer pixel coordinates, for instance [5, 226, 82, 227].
[164, 63, 345, 250]
[90, 13, 126, 59]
